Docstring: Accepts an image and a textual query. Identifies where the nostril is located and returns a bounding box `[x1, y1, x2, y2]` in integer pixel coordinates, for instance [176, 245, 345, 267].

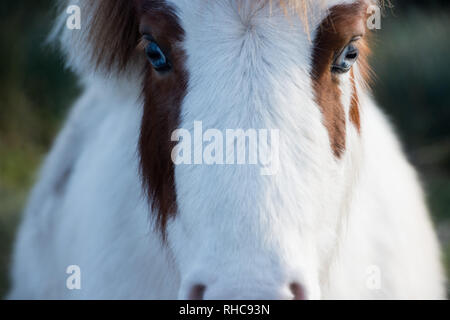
[290, 282, 306, 300]
[188, 284, 206, 300]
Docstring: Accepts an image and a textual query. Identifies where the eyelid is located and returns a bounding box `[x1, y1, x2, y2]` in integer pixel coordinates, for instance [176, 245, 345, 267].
[143, 34, 155, 42]
[334, 36, 361, 58]
[140, 35, 160, 52]
[351, 35, 363, 42]
[139, 36, 150, 51]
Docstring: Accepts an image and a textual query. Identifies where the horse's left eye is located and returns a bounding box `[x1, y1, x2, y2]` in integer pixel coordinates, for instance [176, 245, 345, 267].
[145, 40, 171, 72]
[332, 43, 359, 74]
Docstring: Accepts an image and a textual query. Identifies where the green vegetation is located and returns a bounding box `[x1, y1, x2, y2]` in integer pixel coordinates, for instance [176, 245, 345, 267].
[0, 1, 449, 298]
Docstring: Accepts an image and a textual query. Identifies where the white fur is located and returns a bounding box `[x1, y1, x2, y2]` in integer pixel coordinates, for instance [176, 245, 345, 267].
[9, 0, 445, 299]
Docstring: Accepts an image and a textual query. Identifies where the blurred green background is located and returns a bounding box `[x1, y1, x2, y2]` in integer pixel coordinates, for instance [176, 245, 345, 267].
[0, 0, 449, 298]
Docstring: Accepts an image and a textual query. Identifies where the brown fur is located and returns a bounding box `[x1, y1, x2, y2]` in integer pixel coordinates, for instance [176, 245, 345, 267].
[87, 1, 141, 71]
[311, 1, 371, 157]
[351, 34, 373, 132]
[137, 1, 187, 238]
[86, 0, 186, 236]
[350, 69, 361, 132]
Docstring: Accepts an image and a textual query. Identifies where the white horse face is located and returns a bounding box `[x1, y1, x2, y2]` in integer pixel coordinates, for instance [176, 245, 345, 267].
[59, 0, 372, 300]
[147, 0, 371, 300]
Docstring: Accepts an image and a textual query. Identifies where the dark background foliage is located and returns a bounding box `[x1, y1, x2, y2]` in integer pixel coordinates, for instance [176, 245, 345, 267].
[0, 0, 449, 297]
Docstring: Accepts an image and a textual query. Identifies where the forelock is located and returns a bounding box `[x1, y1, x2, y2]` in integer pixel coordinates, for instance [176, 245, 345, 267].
[50, 0, 382, 77]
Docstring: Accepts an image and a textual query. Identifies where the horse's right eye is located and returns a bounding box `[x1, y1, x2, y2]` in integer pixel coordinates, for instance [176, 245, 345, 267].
[145, 40, 171, 72]
[331, 42, 360, 74]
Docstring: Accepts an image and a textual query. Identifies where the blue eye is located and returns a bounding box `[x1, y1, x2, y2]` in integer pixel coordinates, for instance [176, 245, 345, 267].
[332, 43, 359, 74]
[145, 41, 171, 72]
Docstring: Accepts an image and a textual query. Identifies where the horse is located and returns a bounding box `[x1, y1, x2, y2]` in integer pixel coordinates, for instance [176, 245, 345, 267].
[8, 0, 445, 299]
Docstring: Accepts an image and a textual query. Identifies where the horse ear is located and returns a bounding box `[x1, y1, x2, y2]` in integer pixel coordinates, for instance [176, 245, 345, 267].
[52, 0, 143, 75]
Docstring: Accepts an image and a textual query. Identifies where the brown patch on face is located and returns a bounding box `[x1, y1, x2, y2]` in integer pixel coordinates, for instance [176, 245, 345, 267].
[87, 0, 187, 237]
[137, 1, 187, 238]
[350, 35, 372, 133]
[311, 1, 371, 157]
[349, 69, 361, 132]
